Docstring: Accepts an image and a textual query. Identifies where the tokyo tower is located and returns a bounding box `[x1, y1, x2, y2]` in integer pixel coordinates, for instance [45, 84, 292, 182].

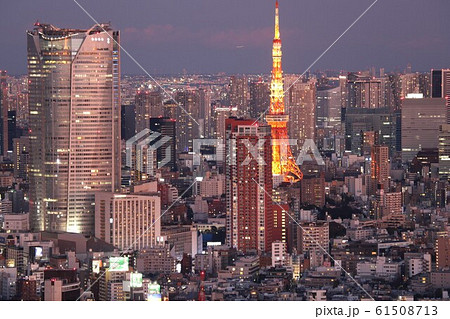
[266, 1, 303, 182]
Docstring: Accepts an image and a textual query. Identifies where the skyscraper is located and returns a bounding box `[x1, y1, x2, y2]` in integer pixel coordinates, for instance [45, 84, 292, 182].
[401, 96, 446, 162]
[121, 104, 136, 141]
[249, 79, 270, 119]
[316, 85, 342, 152]
[431, 69, 450, 122]
[400, 72, 421, 98]
[371, 145, 390, 192]
[175, 90, 200, 153]
[134, 90, 163, 134]
[431, 69, 450, 100]
[316, 85, 341, 132]
[229, 76, 249, 117]
[266, 1, 302, 182]
[347, 72, 382, 109]
[7, 110, 17, 153]
[149, 117, 176, 171]
[345, 107, 396, 155]
[225, 118, 273, 252]
[198, 87, 212, 138]
[286, 78, 316, 154]
[27, 23, 121, 234]
[213, 105, 238, 168]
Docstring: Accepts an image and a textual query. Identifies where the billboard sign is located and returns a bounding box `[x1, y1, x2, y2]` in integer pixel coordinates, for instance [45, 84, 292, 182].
[130, 273, 143, 288]
[109, 257, 129, 272]
[92, 260, 102, 274]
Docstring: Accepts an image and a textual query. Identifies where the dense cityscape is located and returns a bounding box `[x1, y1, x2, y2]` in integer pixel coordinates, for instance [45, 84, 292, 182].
[1, 1, 450, 303]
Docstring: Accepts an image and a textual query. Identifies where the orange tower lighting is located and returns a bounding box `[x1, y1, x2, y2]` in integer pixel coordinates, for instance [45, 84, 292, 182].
[266, 1, 303, 182]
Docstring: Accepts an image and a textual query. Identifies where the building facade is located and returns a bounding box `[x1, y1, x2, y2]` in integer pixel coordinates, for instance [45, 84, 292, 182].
[95, 192, 161, 251]
[401, 96, 446, 162]
[225, 118, 273, 252]
[27, 23, 121, 234]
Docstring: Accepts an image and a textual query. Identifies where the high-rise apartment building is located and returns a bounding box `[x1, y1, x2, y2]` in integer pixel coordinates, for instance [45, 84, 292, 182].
[398, 72, 430, 99]
[214, 106, 238, 141]
[371, 145, 390, 191]
[135, 90, 163, 133]
[198, 87, 212, 138]
[249, 79, 270, 118]
[272, 203, 289, 246]
[229, 76, 249, 116]
[27, 23, 121, 234]
[382, 192, 402, 216]
[225, 118, 273, 253]
[400, 73, 420, 98]
[347, 73, 382, 109]
[286, 79, 317, 154]
[163, 99, 178, 120]
[175, 90, 200, 153]
[213, 106, 238, 167]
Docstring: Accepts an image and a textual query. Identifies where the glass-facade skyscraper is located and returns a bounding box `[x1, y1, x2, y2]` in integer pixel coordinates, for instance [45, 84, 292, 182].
[27, 23, 121, 234]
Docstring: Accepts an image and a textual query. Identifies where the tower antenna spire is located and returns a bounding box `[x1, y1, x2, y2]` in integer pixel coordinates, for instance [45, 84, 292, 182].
[274, 1, 280, 39]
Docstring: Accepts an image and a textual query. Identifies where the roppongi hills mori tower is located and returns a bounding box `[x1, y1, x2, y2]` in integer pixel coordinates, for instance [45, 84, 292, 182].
[27, 23, 121, 234]
[266, 1, 303, 183]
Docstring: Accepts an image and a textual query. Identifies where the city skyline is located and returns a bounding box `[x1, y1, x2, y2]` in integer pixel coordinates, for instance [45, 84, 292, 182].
[1, 0, 450, 305]
[1, 0, 450, 75]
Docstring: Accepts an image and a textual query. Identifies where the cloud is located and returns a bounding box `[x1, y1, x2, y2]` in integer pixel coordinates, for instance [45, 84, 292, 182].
[122, 24, 287, 49]
[387, 36, 445, 51]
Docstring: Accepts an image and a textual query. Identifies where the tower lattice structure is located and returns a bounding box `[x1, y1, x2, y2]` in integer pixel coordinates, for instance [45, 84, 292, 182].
[266, 1, 303, 182]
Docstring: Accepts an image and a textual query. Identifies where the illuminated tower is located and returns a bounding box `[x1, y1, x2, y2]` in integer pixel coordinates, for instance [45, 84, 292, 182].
[266, 1, 302, 182]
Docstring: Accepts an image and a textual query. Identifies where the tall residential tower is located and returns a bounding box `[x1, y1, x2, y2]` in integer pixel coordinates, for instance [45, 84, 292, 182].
[225, 118, 273, 252]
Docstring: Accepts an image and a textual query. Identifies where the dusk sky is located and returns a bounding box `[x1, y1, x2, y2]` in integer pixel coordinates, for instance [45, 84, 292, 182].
[1, 0, 450, 75]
